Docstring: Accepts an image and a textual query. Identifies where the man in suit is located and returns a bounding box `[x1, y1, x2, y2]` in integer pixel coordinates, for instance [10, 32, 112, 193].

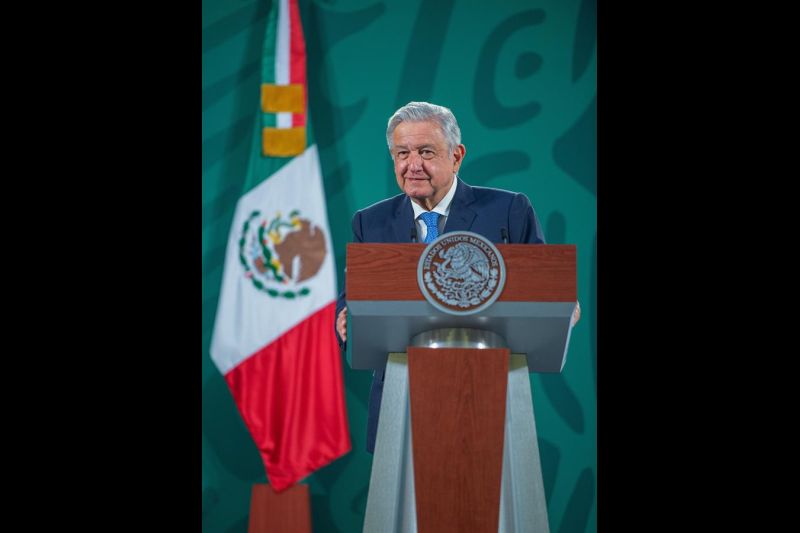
[335, 101, 579, 453]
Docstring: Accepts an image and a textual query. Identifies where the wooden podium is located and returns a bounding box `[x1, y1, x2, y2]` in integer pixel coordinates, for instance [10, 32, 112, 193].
[346, 243, 576, 533]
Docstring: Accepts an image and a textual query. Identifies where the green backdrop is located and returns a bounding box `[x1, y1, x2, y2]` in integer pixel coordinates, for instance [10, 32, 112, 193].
[203, 0, 596, 531]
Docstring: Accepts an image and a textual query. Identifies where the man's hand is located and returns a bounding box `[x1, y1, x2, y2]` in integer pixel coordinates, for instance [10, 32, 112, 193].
[336, 307, 348, 343]
[571, 301, 581, 327]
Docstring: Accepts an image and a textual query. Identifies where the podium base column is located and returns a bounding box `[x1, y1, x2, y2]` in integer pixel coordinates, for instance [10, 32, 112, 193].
[363, 353, 417, 532]
[363, 353, 551, 533]
[498, 354, 551, 532]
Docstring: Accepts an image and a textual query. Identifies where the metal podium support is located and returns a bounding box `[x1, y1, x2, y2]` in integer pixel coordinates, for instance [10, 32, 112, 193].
[363, 329, 550, 533]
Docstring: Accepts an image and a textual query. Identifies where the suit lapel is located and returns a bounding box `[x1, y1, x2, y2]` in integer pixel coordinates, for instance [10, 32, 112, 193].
[391, 196, 416, 242]
[443, 178, 476, 233]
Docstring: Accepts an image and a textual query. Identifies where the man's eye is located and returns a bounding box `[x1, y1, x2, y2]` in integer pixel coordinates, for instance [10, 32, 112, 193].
[397, 151, 409, 159]
[421, 150, 435, 158]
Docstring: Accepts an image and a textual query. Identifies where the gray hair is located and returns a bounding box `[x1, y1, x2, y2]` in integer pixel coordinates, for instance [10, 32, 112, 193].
[386, 101, 462, 152]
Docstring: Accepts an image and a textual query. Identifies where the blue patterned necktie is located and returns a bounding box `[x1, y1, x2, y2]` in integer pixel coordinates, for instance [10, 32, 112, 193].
[420, 211, 440, 243]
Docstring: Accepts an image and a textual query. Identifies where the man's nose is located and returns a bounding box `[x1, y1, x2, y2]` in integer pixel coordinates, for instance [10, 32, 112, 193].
[408, 151, 423, 169]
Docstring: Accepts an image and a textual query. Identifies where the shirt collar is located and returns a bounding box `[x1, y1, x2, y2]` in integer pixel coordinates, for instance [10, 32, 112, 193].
[410, 177, 458, 219]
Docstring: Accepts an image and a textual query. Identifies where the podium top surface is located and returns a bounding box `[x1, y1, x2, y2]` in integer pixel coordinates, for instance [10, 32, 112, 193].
[345, 243, 577, 373]
[346, 243, 576, 302]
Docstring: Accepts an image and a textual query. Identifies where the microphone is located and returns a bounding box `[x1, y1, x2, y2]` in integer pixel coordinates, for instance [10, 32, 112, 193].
[410, 225, 418, 243]
[501, 228, 509, 244]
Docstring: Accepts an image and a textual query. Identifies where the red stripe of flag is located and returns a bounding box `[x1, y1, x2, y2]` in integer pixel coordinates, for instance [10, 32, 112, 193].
[288, 0, 306, 128]
[224, 302, 351, 491]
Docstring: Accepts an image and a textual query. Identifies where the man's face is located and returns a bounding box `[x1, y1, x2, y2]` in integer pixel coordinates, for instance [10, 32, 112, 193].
[391, 120, 465, 210]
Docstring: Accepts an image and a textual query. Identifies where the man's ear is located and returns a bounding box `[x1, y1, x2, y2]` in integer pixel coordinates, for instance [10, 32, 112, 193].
[452, 144, 466, 172]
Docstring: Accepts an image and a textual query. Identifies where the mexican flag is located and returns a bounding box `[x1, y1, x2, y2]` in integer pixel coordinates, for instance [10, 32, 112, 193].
[210, 0, 351, 492]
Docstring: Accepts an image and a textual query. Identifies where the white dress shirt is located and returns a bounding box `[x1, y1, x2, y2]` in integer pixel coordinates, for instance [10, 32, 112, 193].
[410, 177, 458, 242]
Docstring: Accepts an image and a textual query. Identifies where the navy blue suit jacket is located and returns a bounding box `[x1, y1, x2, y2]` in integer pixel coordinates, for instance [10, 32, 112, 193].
[335, 178, 545, 453]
